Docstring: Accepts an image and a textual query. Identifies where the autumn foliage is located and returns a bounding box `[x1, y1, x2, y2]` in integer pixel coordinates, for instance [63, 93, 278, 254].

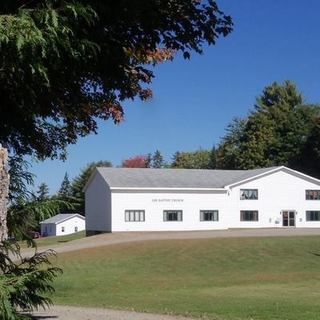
[0, 1, 232, 159]
[122, 155, 148, 168]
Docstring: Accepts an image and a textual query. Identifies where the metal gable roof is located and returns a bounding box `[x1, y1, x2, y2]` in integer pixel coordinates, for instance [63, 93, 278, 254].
[96, 166, 281, 189]
[40, 213, 84, 224]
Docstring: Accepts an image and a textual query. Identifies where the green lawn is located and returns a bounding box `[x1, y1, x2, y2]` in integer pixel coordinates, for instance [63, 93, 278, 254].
[52, 236, 320, 320]
[33, 230, 85, 247]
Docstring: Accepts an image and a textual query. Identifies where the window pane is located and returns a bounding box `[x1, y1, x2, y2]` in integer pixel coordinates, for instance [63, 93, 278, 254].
[171, 212, 177, 221]
[241, 210, 258, 221]
[306, 211, 320, 221]
[164, 210, 182, 221]
[240, 189, 258, 200]
[306, 190, 320, 200]
[125, 210, 145, 222]
[200, 210, 219, 221]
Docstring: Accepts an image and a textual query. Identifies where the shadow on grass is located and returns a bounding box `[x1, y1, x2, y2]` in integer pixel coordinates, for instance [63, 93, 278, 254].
[24, 314, 58, 319]
[310, 251, 320, 257]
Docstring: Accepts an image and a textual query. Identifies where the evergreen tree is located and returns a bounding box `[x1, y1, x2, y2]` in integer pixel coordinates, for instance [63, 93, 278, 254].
[216, 81, 320, 176]
[71, 161, 112, 214]
[58, 172, 72, 197]
[2, 155, 73, 320]
[36, 183, 49, 201]
[145, 153, 152, 168]
[152, 150, 164, 168]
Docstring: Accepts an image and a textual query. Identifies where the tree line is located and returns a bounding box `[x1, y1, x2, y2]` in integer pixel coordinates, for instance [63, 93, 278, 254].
[121, 80, 320, 178]
[121, 148, 216, 169]
[51, 80, 320, 217]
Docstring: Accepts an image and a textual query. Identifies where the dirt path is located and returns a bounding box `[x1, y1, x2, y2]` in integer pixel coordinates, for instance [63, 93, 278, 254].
[30, 305, 193, 320]
[22, 228, 320, 257]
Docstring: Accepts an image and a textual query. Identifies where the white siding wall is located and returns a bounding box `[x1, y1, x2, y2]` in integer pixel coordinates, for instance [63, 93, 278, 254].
[111, 190, 229, 232]
[85, 172, 112, 232]
[229, 169, 320, 228]
[55, 217, 86, 236]
[41, 217, 85, 236]
[86, 168, 320, 232]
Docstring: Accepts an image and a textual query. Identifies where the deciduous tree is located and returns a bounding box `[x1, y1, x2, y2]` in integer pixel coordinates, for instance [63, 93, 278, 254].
[0, 0, 232, 160]
[171, 149, 212, 169]
[216, 81, 320, 176]
[0, 2, 233, 316]
[208, 146, 217, 169]
[292, 118, 320, 178]
[122, 155, 147, 168]
[215, 118, 247, 169]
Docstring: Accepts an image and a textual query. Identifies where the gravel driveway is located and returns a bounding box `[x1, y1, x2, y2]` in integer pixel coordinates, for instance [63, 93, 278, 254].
[30, 305, 193, 320]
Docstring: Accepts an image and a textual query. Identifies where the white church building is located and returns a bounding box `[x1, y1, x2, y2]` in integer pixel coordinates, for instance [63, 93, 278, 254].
[84, 166, 320, 234]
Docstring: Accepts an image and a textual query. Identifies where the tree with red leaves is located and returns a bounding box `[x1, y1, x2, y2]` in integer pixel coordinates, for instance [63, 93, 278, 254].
[122, 155, 148, 168]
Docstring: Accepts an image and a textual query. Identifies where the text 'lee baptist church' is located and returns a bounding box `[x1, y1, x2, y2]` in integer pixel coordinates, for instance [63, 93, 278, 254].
[84, 166, 320, 234]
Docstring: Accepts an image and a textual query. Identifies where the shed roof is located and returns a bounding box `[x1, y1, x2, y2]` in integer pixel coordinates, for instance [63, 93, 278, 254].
[40, 213, 85, 224]
[96, 166, 282, 189]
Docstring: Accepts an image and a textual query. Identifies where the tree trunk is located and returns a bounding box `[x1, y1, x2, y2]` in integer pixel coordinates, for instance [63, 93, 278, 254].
[0, 144, 9, 241]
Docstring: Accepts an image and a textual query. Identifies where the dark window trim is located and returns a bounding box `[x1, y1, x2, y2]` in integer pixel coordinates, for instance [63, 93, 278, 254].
[125, 210, 145, 222]
[163, 210, 183, 222]
[306, 210, 320, 221]
[240, 210, 259, 222]
[200, 210, 219, 222]
[240, 189, 259, 200]
[306, 190, 320, 200]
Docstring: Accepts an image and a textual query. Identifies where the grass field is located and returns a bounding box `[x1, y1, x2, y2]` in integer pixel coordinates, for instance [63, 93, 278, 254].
[33, 230, 86, 247]
[52, 236, 320, 320]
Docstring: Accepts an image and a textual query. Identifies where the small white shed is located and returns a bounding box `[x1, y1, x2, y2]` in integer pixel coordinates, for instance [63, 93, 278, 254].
[40, 213, 85, 237]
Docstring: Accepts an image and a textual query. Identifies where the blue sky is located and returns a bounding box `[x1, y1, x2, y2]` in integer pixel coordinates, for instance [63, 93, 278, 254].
[30, 0, 320, 193]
